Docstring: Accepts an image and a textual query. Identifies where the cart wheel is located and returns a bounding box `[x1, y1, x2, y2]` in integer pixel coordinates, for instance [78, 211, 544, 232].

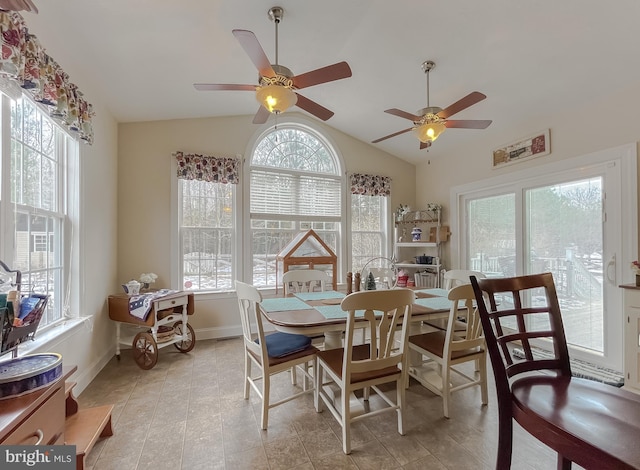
[173, 322, 195, 353]
[132, 332, 158, 369]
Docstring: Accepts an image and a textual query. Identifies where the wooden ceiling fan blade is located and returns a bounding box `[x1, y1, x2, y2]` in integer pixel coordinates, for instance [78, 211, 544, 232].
[294, 93, 334, 121]
[252, 106, 270, 124]
[371, 127, 413, 144]
[232, 29, 275, 78]
[385, 108, 422, 122]
[438, 91, 487, 119]
[0, 0, 37, 12]
[445, 119, 492, 129]
[419, 141, 432, 150]
[293, 62, 352, 89]
[193, 83, 256, 91]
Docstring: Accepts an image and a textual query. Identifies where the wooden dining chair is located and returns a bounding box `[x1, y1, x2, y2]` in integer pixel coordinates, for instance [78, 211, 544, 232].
[471, 272, 640, 469]
[235, 281, 318, 430]
[282, 269, 329, 295]
[408, 283, 488, 418]
[314, 288, 415, 454]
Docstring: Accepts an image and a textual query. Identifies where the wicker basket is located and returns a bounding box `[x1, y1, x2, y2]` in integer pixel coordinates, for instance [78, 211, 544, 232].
[156, 325, 175, 343]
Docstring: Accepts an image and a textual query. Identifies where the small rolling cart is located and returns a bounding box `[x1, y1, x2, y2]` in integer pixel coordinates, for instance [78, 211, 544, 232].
[107, 290, 195, 369]
[0, 260, 49, 359]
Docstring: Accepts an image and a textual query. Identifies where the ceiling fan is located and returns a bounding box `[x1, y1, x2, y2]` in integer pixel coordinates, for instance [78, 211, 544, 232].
[372, 60, 492, 150]
[0, 0, 38, 12]
[194, 6, 352, 125]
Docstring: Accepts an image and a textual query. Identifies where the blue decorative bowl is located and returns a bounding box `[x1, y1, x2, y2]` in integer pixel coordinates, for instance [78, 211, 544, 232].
[0, 353, 63, 399]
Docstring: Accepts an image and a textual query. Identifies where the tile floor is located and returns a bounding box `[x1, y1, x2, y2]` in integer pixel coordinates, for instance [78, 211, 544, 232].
[78, 336, 579, 470]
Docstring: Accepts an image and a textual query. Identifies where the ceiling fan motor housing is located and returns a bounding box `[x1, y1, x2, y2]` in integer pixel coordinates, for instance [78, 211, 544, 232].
[416, 106, 443, 124]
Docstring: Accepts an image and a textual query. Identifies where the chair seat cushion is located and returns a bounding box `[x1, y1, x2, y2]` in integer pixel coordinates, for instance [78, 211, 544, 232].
[257, 332, 312, 358]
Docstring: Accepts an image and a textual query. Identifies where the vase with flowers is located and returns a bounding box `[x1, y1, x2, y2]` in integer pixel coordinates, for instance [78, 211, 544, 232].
[631, 261, 640, 286]
[139, 272, 158, 291]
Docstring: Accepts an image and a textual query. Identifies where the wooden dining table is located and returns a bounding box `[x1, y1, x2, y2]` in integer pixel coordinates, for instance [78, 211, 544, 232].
[260, 288, 453, 415]
[260, 288, 453, 349]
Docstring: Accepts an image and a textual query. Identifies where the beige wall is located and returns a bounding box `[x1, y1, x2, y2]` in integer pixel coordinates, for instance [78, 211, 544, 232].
[117, 113, 416, 338]
[415, 80, 640, 268]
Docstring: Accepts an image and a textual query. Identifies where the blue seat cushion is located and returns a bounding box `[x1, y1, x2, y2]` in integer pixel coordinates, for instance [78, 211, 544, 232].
[256, 332, 312, 358]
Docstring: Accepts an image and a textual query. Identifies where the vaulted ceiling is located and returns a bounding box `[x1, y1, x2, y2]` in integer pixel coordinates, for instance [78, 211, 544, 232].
[21, 0, 640, 164]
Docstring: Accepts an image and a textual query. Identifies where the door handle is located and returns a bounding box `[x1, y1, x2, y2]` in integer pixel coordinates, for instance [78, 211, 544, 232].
[606, 254, 616, 285]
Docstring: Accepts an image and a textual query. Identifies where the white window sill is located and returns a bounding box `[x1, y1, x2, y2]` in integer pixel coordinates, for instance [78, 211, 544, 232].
[2, 317, 90, 359]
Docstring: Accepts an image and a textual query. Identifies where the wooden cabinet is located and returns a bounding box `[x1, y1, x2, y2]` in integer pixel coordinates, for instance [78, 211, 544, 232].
[621, 285, 640, 393]
[0, 369, 75, 445]
[0, 372, 66, 445]
[0, 366, 113, 470]
[394, 209, 449, 288]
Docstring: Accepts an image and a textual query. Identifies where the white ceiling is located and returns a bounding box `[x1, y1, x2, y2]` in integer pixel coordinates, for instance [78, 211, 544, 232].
[20, 0, 640, 164]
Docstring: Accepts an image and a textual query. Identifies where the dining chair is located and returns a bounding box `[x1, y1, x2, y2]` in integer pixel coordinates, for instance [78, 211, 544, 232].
[282, 269, 329, 295]
[443, 269, 487, 290]
[407, 284, 488, 418]
[314, 288, 415, 454]
[235, 280, 318, 430]
[470, 273, 640, 469]
[425, 269, 486, 331]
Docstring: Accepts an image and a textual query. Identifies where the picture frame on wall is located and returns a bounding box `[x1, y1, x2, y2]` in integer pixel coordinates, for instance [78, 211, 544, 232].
[492, 129, 550, 169]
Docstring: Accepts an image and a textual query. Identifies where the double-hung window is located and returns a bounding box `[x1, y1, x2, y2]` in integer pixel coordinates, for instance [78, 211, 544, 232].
[1, 94, 77, 328]
[176, 152, 239, 291]
[350, 173, 391, 274]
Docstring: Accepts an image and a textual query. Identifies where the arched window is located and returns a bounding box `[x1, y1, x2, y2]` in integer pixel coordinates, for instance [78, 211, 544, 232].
[249, 125, 342, 287]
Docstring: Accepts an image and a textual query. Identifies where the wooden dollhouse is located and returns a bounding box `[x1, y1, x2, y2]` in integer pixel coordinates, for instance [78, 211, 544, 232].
[276, 229, 337, 291]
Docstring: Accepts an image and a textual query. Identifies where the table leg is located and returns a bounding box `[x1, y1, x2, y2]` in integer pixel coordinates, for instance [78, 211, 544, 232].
[115, 322, 121, 358]
[323, 331, 343, 350]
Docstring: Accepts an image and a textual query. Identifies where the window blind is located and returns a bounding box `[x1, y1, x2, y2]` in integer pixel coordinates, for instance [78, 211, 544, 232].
[250, 170, 341, 217]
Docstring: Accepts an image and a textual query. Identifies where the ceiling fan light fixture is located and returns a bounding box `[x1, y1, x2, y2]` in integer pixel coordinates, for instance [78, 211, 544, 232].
[413, 121, 446, 143]
[256, 83, 297, 114]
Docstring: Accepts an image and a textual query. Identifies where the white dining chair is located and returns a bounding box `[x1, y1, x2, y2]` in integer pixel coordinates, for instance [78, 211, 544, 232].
[314, 288, 415, 454]
[408, 284, 488, 418]
[235, 280, 318, 430]
[425, 269, 487, 332]
[282, 269, 329, 295]
[443, 269, 487, 290]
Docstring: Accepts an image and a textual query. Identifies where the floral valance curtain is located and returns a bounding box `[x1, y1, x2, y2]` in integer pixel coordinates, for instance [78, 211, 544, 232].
[349, 173, 391, 197]
[175, 151, 240, 184]
[0, 12, 94, 143]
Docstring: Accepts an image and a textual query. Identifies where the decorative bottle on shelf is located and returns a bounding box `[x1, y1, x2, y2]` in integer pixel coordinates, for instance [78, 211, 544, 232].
[346, 272, 353, 294]
[354, 272, 361, 291]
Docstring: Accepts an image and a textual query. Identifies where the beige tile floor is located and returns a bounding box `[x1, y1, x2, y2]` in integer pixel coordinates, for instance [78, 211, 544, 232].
[78, 336, 576, 470]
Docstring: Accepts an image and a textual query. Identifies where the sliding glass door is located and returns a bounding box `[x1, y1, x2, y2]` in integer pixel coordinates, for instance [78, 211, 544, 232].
[454, 145, 636, 370]
[526, 178, 604, 352]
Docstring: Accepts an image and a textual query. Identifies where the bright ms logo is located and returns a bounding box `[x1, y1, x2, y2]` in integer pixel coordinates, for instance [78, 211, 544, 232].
[5, 448, 50, 466]
[3, 446, 74, 468]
